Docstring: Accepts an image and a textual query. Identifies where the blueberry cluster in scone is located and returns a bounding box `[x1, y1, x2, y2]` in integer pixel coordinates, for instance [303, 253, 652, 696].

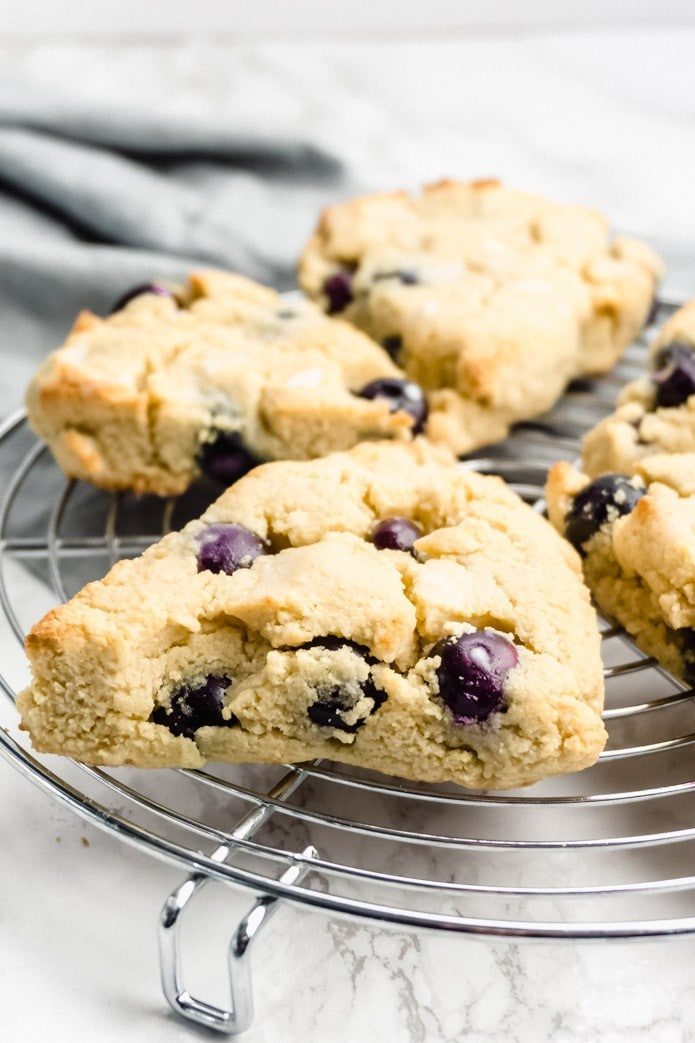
[26, 271, 426, 496]
[299, 179, 662, 455]
[19, 441, 606, 790]
[546, 458, 695, 683]
[582, 298, 695, 477]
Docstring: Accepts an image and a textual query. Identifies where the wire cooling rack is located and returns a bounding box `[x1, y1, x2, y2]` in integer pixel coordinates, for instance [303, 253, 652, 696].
[1, 300, 694, 1034]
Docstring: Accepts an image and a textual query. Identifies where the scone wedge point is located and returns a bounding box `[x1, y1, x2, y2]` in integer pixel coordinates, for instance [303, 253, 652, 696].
[546, 458, 695, 683]
[299, 178, 662, 455]
[26, 270, 423, 496]
[20, 441, 606, 790]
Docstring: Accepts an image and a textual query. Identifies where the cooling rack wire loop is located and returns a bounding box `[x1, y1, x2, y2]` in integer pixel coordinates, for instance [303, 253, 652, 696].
[0, 299, 693, 1034]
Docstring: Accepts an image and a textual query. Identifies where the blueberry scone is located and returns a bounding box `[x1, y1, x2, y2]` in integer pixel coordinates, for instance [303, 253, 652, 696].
[547, 458, 695, 683]
[299, 178, 662, 454]
[19, 441, 606, 790]
[582, 299, 695, 477]
[26, 271, 426, 496]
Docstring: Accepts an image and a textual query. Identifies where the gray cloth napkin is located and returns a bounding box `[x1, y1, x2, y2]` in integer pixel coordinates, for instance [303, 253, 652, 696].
[0, 85, 346, 414]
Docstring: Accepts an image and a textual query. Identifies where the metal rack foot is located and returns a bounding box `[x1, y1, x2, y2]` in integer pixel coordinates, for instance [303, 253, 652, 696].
[159, 842, 318, 1034]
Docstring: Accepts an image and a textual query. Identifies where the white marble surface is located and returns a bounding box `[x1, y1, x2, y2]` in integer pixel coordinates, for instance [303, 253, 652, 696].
[4, 754, 695, 1043]
[3, 27, 695, 1042]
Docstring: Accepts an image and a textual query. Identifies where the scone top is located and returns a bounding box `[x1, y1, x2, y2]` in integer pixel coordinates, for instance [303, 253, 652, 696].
[299, 179, 662, 455]
[25, 270, 428, 496]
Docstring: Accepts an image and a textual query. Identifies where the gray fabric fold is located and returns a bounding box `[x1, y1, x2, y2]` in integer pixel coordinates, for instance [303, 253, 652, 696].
[0, 83, 346, 413]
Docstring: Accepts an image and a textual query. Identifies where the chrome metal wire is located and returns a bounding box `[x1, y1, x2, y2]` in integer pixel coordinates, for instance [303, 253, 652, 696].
[2, 301, 695, 943]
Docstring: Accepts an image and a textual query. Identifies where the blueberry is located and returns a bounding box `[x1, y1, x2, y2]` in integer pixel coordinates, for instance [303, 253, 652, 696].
[110, 283, 175, 314]
[323, 271, 353, 314]
[370, 516, 422, 553]
[432, 630, 519, 724]
[308, 680, 386, 732]
[382, 335, 402, 361]
[303, 638, 385, 732]
[373, 269, 420, 286]
[565, 474, 645, 552]
[307, 692, 365, 732]
[357, 377, 428, 434]
[196, 523, 267, 575]
[198, 430, 258, 485]
[652, 345, 695, 409]
[151, 675, 236, 738]
[652, 342, 695, 371]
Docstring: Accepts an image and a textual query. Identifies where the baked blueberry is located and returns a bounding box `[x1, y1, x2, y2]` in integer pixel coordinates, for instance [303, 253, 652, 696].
[197, 523, 267, 575]
[151, 675, 236, 738]
[565, 474, 645, 552]
[323, 271, 353, 314]
[198, 430, 258, 485]
[307, 691, 362, 732]
[370, 516, 422, 553]
[356, 377, 428, 433]
[110, 283, 175, 314]
[652, 345, 695, 408]
[382, 335, 402, 361]
[433, 630, 518, 723]
[652, 342, 695, 370]
[373, 269, 420, 286]
[304, 638, 385, 732]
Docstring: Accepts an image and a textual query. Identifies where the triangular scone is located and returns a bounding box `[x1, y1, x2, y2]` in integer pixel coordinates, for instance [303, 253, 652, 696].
[20, 441, 606, 790]
[547, 458, 695, 682]
[299, 178, 662, 455]
[26, 270, 420, 496]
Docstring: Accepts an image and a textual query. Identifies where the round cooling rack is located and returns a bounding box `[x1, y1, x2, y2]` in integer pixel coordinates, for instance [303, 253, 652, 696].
[2, 300, 694, 1034]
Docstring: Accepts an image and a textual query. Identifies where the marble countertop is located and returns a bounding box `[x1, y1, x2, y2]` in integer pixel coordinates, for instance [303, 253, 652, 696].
[3, 27, 695, 1042]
